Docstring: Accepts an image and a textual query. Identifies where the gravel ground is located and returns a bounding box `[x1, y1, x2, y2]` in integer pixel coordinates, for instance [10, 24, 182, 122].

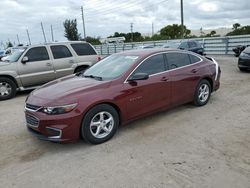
[0, 55, 250, 188]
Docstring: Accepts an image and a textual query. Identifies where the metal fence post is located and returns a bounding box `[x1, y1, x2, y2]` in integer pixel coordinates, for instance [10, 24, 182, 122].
[224, 37, 229, 55]
[100, 45, 103, 55]
[114, 44, 117, 53]
[107, 45, 109, 55]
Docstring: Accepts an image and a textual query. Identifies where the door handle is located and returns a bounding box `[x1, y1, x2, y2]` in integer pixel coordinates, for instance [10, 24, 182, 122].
[161, 77, 169, 81]
[191, 69, 197, 73]
[46, 62, 52, 66]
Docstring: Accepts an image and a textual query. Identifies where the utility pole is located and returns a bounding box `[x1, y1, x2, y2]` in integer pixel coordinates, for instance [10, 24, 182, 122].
[41, 22, 47, 43]
[81, 6, 86, 40]
[130, 23, 133, 42]
[16, 34, 20, 45]
[180, 0, 184, 38]
[152, 22, 154, 36]
[51, 24, 54, 42]
[26, 29, 31, 45]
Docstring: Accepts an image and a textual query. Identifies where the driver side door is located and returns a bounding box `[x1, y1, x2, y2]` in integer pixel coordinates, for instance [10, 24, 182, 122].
[17, 46, 56, 88]
[123, 54, 172, 120]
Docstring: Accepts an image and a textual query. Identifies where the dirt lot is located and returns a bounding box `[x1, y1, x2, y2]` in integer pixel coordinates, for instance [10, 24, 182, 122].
[0, 56, 250, 188]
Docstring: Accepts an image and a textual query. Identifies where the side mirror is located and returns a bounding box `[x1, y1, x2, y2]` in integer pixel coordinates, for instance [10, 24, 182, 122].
[179, 47, 185, 50]
[22, 56, 29, 64]
[128, 73, 149, 82]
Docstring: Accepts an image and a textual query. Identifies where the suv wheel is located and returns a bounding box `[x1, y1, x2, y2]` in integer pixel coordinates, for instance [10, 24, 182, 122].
[81, 104, 119, 144]
[0, 77, 17, 100]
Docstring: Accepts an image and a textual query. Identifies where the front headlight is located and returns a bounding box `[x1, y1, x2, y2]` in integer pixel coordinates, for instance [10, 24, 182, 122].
[42, 103, 78, 115]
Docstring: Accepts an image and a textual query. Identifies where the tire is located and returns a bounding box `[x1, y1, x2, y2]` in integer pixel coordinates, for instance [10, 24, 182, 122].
[0, 77, 17, 101]
[81, 104, 119, 144]
[239, 67, 246, 72]
[193, 79, 211, 106]
[75, 66, 89, 73]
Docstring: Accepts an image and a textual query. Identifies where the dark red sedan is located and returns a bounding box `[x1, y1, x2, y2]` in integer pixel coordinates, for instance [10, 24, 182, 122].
[25, 49, 220, 144]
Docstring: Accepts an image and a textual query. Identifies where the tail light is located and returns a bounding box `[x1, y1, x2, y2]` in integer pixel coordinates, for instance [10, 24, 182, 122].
[98, 56, 101, 61]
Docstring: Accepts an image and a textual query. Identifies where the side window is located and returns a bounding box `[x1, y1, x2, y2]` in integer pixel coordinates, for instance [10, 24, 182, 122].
[51, 45, 72, 59]
[188, 42, 197, 48]
[189, 54, 201, 64]
[179, 42, 188, 49]
[166, 53, 190, 69]
[133, 54, 165, 75]
[71, 43, 97, 56]
[25, 47, 49, 62]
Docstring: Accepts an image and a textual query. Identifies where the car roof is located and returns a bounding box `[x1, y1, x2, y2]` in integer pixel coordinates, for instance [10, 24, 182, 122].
[26, 41, 88, 48]
[116, 48, 185, 57]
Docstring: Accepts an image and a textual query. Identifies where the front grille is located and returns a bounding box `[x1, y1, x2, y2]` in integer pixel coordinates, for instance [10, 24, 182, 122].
[26, 103, 41, 111]
[26, 114, 39, 128]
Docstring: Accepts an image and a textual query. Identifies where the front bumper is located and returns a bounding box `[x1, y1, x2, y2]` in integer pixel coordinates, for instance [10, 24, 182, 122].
[25, 110, 83, 143]
[238, 57, 250, 69]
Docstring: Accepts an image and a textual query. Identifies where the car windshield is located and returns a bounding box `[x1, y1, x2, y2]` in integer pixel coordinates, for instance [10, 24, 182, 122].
[163, 42, 180, 48]
[83, 54, 139, 81]
[4, 48, 26, 62]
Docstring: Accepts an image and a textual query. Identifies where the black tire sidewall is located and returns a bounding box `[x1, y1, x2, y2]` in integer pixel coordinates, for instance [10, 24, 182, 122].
[81, 104, 119, 144]
[0, 77, 17, 100]
[194, 79, 211, 106]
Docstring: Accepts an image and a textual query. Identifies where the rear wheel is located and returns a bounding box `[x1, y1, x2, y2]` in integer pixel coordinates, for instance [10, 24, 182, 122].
[193, 79, 211, 106]
[239, 67, 247, 72]
[81, 104, 119, 144]
[75, 66, 89, 74]
[0, 77, 17, 101]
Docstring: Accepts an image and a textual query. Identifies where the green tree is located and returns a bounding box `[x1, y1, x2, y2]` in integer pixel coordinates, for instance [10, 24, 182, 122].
[85, 36, 101, 45]
[63, 19, 81, 41]
[7, 42, 13, 48]
[227, 25, 250, 36]
[233, 23, 241, 30]
[160, 24, 191, 39]
[210, 30, 216, 36]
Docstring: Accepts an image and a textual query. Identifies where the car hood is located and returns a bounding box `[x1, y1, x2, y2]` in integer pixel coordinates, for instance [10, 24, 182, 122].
[0, 61, 11, 66]
[28, 75, 112, 106]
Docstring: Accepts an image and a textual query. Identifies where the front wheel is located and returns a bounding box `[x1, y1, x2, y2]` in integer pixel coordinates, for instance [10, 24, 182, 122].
[0, 77, 17, 101]
[193, 79, 211, 106]
[81, 104, 119, 144]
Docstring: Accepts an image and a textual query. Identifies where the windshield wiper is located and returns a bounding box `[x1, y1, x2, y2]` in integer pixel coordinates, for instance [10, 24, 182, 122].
[83, 74, 103, 81]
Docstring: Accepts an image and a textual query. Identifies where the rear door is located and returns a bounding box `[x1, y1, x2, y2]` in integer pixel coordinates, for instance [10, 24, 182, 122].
[166, 52, 201, 106]
[50, 45, 75, 78]
[124, 54, 172, 120]
[17, 46, 56, 88]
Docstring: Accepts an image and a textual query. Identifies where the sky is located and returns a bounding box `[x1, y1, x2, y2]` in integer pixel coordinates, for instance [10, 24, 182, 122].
[0, 0, 250, 46]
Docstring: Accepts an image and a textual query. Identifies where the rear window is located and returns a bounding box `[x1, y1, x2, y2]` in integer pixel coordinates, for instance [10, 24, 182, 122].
[166, 53, 190, 69]
[71, 43, 97, 56]
[51, 45, 72, 59]
[189, 54, 201, 64]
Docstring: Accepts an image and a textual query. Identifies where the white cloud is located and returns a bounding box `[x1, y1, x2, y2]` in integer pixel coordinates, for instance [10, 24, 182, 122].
[0, 0, 249, 46]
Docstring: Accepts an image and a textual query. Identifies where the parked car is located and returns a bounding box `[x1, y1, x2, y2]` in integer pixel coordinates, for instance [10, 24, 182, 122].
[1, 47, 23, 61]
[25, 49, 221, 144]
[162, 40, 205, 55]
[0, 41, 100, 100]
[0, 50, 5, 60]
[238, 46, 250, 71]
[232, 45, 249, 57]
[136, 45, 155, 49]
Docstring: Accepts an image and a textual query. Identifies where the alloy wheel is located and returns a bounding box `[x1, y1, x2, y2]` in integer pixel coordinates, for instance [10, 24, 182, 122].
[198, 83, 210, 103]
[0, 82, 12, 97]
[90, 111, 114, 139]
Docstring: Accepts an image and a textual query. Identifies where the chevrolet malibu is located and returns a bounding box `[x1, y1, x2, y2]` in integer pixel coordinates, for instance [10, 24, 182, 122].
[25, 49, 220, 144]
